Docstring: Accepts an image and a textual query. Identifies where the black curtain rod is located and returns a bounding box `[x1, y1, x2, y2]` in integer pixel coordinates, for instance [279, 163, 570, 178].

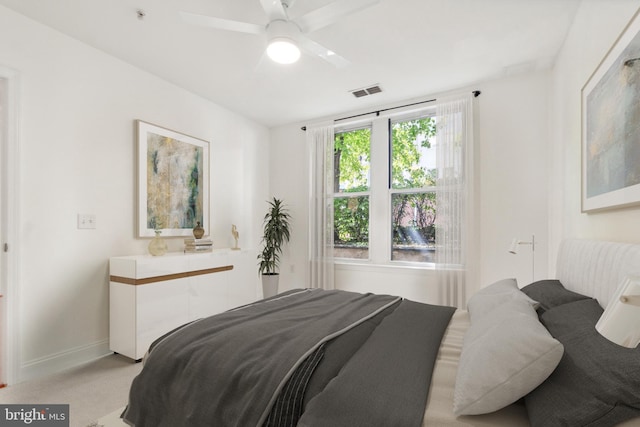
[301, 90, 481, 131]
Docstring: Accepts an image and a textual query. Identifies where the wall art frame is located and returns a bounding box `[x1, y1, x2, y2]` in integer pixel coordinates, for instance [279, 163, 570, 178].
[582, 9, 640, 212]
[137, 120, 210, 238]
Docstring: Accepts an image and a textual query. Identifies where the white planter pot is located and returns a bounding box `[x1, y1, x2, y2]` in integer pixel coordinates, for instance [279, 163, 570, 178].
[261, 274, 279, 298]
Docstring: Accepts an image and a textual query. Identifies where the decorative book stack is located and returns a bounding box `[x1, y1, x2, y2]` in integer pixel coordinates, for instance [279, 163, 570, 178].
[184, 238, 213, 253]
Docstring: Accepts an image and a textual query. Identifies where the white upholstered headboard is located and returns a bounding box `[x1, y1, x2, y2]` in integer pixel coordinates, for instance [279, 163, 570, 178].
[556, 239, 640, 308]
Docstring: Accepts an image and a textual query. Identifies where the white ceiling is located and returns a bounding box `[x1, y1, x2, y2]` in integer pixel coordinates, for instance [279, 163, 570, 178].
[0, 0, 582, 127]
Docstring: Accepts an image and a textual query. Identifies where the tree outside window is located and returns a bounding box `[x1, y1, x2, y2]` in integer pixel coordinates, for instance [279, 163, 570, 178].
[333, 115, 437, 263]
[391, 117, 437, 262]
[333, 127, 370, 260]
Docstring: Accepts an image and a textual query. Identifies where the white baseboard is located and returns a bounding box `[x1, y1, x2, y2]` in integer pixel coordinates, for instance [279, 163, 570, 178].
[18, 339, 110, 383]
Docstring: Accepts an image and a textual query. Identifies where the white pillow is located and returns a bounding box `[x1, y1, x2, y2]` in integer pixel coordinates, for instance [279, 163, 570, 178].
[466, 278, 537, 321]
[453, 298, 564, 415]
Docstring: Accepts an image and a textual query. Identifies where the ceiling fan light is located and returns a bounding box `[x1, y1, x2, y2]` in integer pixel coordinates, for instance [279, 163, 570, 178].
[267, 38, 301, 64]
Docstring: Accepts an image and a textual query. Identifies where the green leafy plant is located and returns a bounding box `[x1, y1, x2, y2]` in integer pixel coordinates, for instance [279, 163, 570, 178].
[257, 198, 292, 275]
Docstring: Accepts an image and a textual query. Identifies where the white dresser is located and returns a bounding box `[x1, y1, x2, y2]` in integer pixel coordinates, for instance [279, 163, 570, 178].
[109, 249, 258, 361]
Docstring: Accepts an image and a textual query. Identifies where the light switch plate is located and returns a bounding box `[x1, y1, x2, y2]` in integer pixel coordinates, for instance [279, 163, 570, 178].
[78, 214, 96, 229]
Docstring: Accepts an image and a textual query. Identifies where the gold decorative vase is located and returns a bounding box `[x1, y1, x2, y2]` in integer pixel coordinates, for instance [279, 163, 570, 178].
[193, 221, 205, 239]
[148, 230, 168, 256]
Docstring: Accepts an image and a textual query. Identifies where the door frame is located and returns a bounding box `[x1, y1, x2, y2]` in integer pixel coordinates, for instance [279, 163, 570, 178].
[0, 65, 20, 385]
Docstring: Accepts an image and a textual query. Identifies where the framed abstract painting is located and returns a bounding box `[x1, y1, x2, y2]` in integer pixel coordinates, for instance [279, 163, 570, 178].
[137, 120, 209, 237]
[582, 10, 640, 212]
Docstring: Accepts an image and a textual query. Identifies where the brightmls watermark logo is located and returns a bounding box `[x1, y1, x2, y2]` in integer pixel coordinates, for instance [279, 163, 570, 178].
[0, 405, 69, 426]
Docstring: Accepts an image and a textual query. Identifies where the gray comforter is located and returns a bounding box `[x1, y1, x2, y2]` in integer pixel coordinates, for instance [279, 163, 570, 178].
[122, 288, 455, 427]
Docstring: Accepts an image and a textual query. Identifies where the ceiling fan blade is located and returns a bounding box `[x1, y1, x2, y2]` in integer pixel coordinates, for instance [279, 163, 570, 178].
[298, 36, 350, 68]
[180, 11, 264, 35]
[295, 0, 379, 33]
[260, 0, 288, 21]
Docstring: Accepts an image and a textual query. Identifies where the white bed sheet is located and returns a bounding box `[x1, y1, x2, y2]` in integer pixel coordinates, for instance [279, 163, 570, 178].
[422, 309, 530, 426]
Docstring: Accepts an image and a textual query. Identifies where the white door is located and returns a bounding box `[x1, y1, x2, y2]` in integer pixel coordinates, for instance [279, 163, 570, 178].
[0, 75, 7, 387]
[0, 67, 19, 386]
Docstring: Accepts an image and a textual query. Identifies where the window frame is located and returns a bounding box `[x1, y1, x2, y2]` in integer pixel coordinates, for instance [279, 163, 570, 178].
[331, 107, 438, 266]
[332, 124, 372, 261]
[388, 111, 438, 264]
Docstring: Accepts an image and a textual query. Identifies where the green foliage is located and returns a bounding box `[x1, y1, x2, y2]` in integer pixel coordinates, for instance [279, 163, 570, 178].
[391, 117, 436, 189]
[257, 198, 291, 275]
[334, 117, 437, 251]
[334, 195, 369, 245]
[334, 128, 370, 192]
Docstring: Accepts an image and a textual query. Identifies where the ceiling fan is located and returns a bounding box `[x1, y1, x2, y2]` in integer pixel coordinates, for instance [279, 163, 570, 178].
[181, 0, 380, 66]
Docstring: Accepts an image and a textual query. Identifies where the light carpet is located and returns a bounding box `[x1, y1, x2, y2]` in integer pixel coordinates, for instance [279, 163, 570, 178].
[0, 354, 141, 427]
[91, 407, 127, 427]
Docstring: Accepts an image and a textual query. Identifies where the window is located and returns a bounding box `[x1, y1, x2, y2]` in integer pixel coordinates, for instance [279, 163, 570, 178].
[333, 127, 370, 260]
[332, 112, 437, 263]
[311, 93, 473, 303]
[390, 116, 437, 262]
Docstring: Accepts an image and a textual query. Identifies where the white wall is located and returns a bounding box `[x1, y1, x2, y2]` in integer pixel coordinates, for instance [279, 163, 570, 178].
[270, 70, 551, 304]
[477, 72, 550, 289]
[549, 0, 640, 270]
[267, 124, 309, 290]
[0, 5, 269, 382]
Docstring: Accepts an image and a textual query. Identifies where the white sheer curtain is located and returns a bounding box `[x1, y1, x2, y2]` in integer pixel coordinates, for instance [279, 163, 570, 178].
[307, 122, 335, 290]
[435, 93, 477, 308]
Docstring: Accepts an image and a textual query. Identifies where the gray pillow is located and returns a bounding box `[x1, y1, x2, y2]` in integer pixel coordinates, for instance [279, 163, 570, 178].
[525, 298, 640, 427]
[453, 297, 564, 415]
[520, 279, 590, 314]
[467, 278, 537, 322]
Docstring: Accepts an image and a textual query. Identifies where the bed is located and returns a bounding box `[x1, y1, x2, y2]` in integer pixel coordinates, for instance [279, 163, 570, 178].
[121, 239, 640, 426]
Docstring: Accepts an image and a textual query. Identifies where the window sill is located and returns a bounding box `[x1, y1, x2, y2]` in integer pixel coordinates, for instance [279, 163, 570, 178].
[334, 260, 436, 272]
[333, 259, 464, 272]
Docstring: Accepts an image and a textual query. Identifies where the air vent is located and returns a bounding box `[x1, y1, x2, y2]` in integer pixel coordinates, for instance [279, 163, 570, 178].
[366, 85, 382, 95]
[350, 84, 382, 98]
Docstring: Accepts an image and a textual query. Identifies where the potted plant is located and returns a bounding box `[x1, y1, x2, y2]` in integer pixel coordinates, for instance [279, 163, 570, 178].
[257, 197, 291, 297]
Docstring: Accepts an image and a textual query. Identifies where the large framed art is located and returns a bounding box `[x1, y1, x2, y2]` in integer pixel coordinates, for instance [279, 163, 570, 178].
[582, 9, 640, 212]
[137, 120, 210, 237]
